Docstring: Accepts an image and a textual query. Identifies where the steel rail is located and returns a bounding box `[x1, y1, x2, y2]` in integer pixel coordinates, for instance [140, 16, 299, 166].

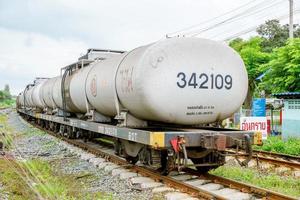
[226, 149, 300, 169]
[36, 125, 225, 200]
[184, 168, 298, 200]
[203, 173, 297, 200]
[253, 149, 300, 161]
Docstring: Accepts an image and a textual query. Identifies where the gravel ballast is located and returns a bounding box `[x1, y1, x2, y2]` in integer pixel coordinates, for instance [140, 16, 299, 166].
[2, 110, 155, 200]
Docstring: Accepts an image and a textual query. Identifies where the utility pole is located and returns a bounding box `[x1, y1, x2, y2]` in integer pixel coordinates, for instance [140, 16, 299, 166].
[289, 0, 294, 38]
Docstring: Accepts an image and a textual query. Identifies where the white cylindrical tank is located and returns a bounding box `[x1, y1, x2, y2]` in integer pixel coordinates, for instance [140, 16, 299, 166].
[17, 93, 23, 107]
[32, 80, 47, 109]
[22, 37, 248, 125]
[40, 76, 72, 112]
[69, 65, 93, 113]
[52, 76, 63, 110]
[20, 93, 25, 107]
[25, 86, 34, 107]
[115, 37, 248, 124]
[85, 54, 125, 116]
[41, 77, 59, 109]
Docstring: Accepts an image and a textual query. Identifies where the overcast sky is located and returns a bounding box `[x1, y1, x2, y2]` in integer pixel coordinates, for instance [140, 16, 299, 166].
[0, 0, 299, 95]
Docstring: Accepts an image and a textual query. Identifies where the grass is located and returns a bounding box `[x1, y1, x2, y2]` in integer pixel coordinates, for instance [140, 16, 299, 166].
[0, 99, 15, 109]
[210, 166, 300, 197]
[0, 112, 113, 200]
[0, 114, 14, 149]
[0, 159, 112, 200]
[0, 159, 35, 200]
[25, 128, 46, 136]
[253, 136, 300, 156]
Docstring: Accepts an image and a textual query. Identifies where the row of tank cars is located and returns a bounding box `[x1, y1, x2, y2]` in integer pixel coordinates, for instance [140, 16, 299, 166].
[17, 37, 260, 174]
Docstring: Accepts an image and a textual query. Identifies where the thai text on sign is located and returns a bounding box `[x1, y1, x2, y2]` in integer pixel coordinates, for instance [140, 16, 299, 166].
[240, 117, 267, 139]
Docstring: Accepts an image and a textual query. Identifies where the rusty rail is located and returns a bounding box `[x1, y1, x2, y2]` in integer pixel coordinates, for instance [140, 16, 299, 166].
[226, 149, 300, 169]
[203, 173, 297, 200]
[184, 168, 298, 200]
[253, 149, 300, 161]
[38, 126, 226, 199]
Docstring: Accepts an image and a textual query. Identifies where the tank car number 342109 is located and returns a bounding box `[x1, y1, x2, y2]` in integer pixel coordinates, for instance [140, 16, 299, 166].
[176, 72, 233, 90]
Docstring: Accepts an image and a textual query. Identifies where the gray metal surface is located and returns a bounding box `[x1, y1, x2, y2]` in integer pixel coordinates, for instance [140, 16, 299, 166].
[31, 80, 47, 109]
[18, 109, 254, 148]
[25, 86, 34, 107]
[52, 76, 63, 109]
[85, 54, 126, 116]
[41, 77, 60, 109]
[69, 64, 93, 113]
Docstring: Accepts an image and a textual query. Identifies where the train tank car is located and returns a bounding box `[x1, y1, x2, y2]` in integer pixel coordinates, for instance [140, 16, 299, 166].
[61, 37, 248, 127]
[115, 38, 248, 125]
[31, 78, 48, 110]
[17, 37, 261, 174]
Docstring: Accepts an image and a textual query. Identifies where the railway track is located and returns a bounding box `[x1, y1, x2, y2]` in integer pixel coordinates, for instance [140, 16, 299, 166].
[226, 149, 300, 170]
[23, 119, 297, 200]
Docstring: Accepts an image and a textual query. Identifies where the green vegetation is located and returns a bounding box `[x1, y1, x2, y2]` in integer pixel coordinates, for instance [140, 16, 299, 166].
[0, 159, 35, 200]
[256, 19, 300, 52]
[0, 159, 112, 200]
[230, 37, 270, 107]
[0, 113, 112, 200]
[259, 39, 300, 93]
[0, 99, 15, 109]
[25, 128, 46, 136]
[253, 136, 300, 156]
[229, 19, 300, 105]
[210, 166, 300, 197]
[0, 84, 15, 109]
[0, 114, 13, 149]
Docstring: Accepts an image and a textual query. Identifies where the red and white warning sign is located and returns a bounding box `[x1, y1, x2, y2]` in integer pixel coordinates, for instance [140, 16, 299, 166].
[240, 117, 268, 140]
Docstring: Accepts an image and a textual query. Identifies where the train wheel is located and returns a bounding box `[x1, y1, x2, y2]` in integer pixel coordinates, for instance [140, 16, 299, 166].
[114, 139, 121, 156]
[41, 120, 45, 128]
[125, 155, 139, 164]
[54, 123, 60, 133]
[76, 130, 82, 139]
[66, 126, 73, 139]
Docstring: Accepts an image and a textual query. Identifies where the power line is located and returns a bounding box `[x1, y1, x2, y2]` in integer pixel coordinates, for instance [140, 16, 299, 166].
[166, 0, 260, 37]
[208, 6, 296, 40]
[187, 0, 286, 37]
[221, 10, 300, 41]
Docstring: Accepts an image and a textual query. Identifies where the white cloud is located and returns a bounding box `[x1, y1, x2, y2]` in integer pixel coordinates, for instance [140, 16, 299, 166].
[0, 27, 88, 94]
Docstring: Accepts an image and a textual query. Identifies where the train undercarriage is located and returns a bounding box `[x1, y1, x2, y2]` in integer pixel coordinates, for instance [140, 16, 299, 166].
[18, 109, 261, 174]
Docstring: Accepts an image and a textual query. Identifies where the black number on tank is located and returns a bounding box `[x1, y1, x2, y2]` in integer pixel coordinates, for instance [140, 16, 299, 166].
[199, 73, 208, 89]
[188, 73, 198, 88]
[176, 72, 187, 88]
[215, 74, 223, 89]
[176, 72, 233, 90]
[224, 75, 233, 89]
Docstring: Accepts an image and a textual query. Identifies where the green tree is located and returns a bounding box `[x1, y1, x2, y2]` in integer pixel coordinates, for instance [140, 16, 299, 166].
[4, 84, 11, 99]
[0, 91, 4, 101]
[230, 37, 271, 107]
[4, 84, 10, 93]
[257, 19, 300, 52]
[0, 84, 12, 101]
[259, 38, 300, 93]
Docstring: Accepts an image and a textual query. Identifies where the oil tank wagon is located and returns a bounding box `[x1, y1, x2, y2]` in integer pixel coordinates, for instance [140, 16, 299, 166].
[17, 37, 260, 174]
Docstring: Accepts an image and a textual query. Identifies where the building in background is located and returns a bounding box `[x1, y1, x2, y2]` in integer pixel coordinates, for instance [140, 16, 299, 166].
[273, 92, 300, 140]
